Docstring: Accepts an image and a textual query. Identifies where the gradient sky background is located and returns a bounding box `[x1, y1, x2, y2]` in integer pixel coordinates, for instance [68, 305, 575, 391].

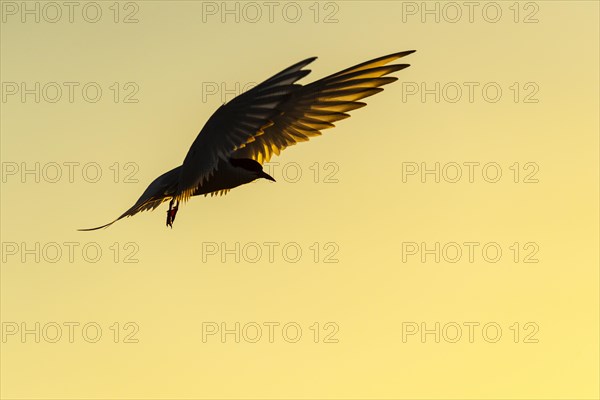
[1, 1, 599, 399]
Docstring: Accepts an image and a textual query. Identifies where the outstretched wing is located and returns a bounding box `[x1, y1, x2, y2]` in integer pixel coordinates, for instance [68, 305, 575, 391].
[78, 166, 181, 231]
[232, 50, 415, 164]
[176, 57, 317, 201]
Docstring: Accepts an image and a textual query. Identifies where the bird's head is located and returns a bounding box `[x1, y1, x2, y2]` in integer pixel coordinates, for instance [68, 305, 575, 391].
[229, 158, 275, 182]
[258, 169, 276, 182]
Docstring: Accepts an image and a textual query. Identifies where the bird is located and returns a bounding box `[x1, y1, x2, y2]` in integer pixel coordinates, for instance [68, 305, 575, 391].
[79, 50, 415, 230]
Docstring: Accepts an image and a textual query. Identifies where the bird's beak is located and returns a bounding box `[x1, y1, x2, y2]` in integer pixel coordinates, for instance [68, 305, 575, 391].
[259, 171, 276, 182]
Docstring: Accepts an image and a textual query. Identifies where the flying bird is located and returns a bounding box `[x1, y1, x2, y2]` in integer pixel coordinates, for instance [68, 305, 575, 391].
[80, 50, 415, 230]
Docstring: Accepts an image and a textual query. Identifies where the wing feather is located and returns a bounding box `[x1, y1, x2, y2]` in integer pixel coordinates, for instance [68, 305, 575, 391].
[176, 57, 317, 201]
[233, 50, 415, 163]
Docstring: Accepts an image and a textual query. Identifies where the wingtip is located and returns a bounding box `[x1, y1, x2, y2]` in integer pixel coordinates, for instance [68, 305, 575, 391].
[300, 56, 318, 67]
[394, 63, 411, 70]
[391, 50, 416, 60]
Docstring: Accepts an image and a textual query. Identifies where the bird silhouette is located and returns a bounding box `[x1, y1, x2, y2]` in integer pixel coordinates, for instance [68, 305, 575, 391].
[79, 50, 415, 230]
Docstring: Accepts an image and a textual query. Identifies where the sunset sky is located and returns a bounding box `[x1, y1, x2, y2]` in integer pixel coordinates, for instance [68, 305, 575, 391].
[1, 1, 598, 398]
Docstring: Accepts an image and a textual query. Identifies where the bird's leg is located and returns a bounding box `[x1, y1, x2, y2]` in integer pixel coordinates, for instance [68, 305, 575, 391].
[166, 198, 179, 228]
[166, 199, 173, 228]
[173, 200, 179, 224]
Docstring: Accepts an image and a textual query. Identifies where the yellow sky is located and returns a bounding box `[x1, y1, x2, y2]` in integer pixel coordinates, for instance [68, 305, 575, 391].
[1, 1, 598, 398]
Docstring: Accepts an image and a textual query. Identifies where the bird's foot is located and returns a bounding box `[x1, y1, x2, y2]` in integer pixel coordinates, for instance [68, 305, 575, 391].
[166, 200, 179, 228]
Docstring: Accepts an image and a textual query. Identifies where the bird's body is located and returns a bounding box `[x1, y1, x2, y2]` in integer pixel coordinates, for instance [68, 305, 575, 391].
[80, 50, 415, 230]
